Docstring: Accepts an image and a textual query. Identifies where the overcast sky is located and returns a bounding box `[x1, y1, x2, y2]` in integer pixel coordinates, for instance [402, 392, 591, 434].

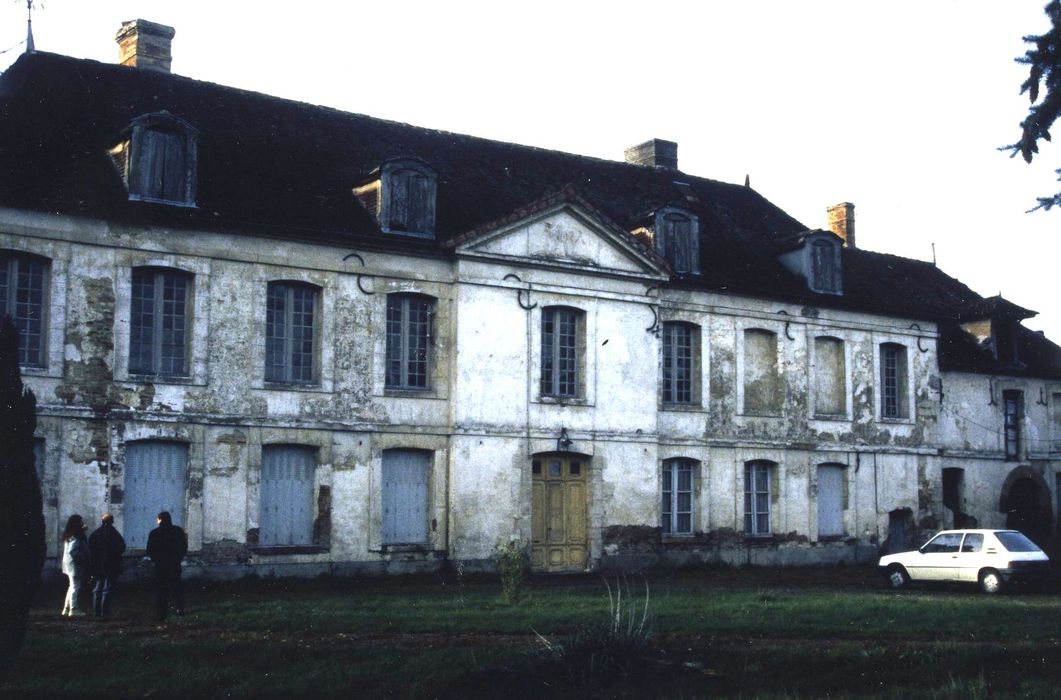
[3, 1, 1059, 342]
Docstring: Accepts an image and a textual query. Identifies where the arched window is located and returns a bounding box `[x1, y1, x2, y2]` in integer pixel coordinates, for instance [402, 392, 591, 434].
[266, 281, 320, 384]
[662, 458, 697, 535]
[743, 329, 780, 414]
[744, 460, 775, 536]
[129, 267, 192, 377]
[386, 293, 434, 390]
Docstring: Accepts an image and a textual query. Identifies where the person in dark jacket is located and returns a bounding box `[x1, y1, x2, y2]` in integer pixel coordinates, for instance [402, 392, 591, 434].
[88, 513, 126, 617]
[146, 511, 187, 621]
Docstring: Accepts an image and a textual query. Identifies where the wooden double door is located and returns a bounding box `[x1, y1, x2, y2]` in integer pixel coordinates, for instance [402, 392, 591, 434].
[531, 454, 588, 572]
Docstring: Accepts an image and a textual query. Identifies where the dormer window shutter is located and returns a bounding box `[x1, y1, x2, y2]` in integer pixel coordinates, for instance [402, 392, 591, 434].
[111, 112, 198, 208]
[372, 159, 437, 238]
[654, 208, 700, 275]
[811, 239, 840, 293]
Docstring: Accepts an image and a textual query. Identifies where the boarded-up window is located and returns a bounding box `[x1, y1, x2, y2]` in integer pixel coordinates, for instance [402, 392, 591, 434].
[124, 441, 188, 548]
[130, 267, 190, 377]
[1003, 390, 1022, 460]
[0, 252, 48, 367]
[380, 160, 437, 236]
[813, 336, 845, 416]
[259, 445, 316, 547]
[388, 169, 432, 233]
[662, 322, 698, 405]
[386, 294, 433, 390]
[810, 240, 840, 293]
[541, 307, 581, 398]
[817, 463, 845, 538]
[655, 210, 700, 275]
[743, 329, 780, 414]
[140, 129, 188, 202]
[744, 460, 773, 536]
[111, 113, 198, 207]
[265, 281, 319, 384]
[880, 343, 908, 419]
[381, 449, 430, 545]
[662, 458, 695, 535]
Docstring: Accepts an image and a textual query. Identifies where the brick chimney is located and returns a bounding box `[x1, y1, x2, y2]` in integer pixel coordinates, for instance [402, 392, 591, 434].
[116, 19, 175, 72]
[826, 202, 855, 248]
[624, 139, 678, 170]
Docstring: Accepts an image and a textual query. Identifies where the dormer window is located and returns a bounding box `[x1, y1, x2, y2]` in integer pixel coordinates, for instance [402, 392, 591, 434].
[354, 158, 437, 238]
[653, 207, 700, 274]
[109, 111, 198, 207]
[777, 230, 843, 295]
[810, 239, 841, 294]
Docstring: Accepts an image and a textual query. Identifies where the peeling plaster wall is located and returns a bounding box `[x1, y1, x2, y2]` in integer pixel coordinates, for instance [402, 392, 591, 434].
[940, 372, 1060, 536]
[3, 207, 962, 577]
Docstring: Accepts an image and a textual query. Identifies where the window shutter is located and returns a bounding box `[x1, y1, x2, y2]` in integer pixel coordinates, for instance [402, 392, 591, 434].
[388, 173, 410, 231]
[817, 464, 844, 538]
[260, 446, 316, 547]
[406, 174, 429, 232]
[124, 441, 188, 548]
[161, 131, 187, 202]
[381, 449, 430, 544]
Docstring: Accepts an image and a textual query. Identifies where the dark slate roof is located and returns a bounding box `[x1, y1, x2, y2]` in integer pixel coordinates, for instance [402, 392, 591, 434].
[956, 295, 1037, 322]
[938, 322, 1061, 378]
[1, 51, 1058, 379]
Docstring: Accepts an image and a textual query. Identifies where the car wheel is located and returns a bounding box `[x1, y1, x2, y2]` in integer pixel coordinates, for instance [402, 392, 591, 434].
[979, 569, 1004, 595]
[887, 565, 910, 590]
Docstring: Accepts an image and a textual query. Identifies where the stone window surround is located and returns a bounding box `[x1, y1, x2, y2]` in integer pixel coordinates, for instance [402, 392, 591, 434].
[0, 245, 66, 378]
[250, 268, 336, 393]
[114, 257, 209, 386]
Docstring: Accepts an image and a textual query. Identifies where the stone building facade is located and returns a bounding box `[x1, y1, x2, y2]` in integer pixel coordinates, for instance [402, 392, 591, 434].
[1, 21, 1058, 577]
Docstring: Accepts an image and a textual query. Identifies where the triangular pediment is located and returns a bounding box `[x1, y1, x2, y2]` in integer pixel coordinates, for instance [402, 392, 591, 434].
[454, 203, 667, 279]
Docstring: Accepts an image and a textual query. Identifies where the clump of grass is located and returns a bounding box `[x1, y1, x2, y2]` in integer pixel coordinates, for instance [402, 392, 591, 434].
[494, 539, 529, 605]
[533, 577, 653, 692]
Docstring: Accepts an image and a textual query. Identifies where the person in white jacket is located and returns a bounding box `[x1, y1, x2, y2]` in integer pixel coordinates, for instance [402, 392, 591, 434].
[60, 514, 90, 617]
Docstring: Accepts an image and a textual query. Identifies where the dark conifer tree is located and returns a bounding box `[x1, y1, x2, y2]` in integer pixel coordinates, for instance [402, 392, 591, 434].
[1009, 1, 1061, 210]
[0, 315, 45, 679]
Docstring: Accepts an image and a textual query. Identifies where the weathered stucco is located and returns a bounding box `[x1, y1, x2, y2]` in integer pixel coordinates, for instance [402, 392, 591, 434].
[4, 205, 1056, 578]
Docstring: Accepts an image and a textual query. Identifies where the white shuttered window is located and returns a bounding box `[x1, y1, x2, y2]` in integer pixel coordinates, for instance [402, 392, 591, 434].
[259, 445, 317, 547]
[381, 449, 430, 545]
[124, 441, 188, 548]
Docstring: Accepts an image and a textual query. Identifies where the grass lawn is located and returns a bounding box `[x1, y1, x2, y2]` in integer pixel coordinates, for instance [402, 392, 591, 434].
[3, 566, 1061, 698]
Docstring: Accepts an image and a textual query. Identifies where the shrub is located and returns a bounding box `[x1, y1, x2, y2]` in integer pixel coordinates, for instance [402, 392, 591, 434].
[494, 539, 529, 605]
[0, 316, 44, 679]
[534, 577, 653, 692]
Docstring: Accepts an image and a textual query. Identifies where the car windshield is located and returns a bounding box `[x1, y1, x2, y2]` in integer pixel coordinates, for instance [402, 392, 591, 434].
[995, 531, 1042, 553]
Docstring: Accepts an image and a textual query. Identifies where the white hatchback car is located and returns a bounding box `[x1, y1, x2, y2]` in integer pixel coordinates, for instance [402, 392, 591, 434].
[878, 529, 1050, 594]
